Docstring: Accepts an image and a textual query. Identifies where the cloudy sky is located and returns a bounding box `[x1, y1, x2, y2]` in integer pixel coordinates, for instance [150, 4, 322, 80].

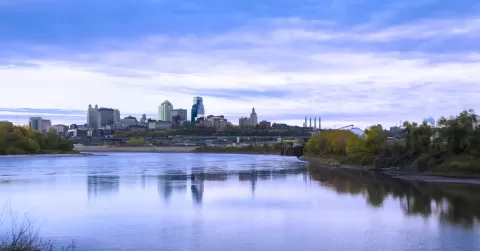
[1, 0, 479, 129]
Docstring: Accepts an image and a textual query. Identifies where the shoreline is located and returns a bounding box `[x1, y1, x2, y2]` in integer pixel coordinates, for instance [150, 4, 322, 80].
[0, 152, 95, 158]
[73, 145, 199, 153]
[300, 156, 480, 185]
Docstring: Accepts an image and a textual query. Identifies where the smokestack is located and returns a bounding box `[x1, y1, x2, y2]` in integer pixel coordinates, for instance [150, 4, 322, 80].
[305, 116, 307, 128]
[319, 117, 322, 130]
[309, 118, 312, 128]
[314, 117, 317, 129]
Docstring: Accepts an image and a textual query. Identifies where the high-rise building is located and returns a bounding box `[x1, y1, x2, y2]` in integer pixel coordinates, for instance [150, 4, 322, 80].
[249, 107, 258, 126]
[98, 108, 115, 127]
[172, 109, 188, 121]
[29, 117, 42, 131]
[28, 117, 51, 133]
[42, 119, 52, 132]
[158, 100, 174, 121]
[239, 117, 249, 127]
[87, 104, 100, 129]
[191, 97, 205, 123]
[140, 114, 147, 124]
[113, 109, 121, 123]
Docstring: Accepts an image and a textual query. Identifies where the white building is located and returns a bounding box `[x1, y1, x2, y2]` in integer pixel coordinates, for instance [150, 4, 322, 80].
[158, 100, 174, 121]
[52, 124, 68, 135]
[113, 109, 121, 123]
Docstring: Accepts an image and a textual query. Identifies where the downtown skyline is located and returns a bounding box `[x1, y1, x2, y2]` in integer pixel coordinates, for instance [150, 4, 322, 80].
[1, 0, 479, 129]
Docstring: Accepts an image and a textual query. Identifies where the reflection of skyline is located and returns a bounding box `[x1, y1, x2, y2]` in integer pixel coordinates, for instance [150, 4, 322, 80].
[153, 167, 309, 205]
[158, 171, 188, 202]
[87, 175, 120, 198]
[307, 163, 480, 229]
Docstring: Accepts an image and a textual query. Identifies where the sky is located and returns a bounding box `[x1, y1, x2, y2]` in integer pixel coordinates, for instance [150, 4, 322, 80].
[0, 0, 479, 129]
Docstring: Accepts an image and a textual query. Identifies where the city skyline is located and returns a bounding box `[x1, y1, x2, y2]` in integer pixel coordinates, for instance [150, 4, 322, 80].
[1, 0, 479, 129]
[0, 106, 427, 130]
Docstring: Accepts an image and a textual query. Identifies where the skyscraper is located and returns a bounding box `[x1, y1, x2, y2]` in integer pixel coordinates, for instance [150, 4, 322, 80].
[28, 117, 51, 133]
[29, 117, 42, 131]
[98, 108, 115, 126]
[158, 100, 174, 121]
[249, 107, 258, 125]
[191, 97, 205, 123]
[113, 109, 121, 123]
[87, 104, 100, 129]
[172, 109, 188, 121]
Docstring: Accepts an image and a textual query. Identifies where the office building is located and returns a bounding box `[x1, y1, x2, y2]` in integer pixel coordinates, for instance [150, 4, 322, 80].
[239, 117, 249, 127]
[29, 117, 42, 131]
[140, 114, 147, 124]
[52, 124, 68, 136]
[28, 117, 51, 133]
[259, 120, 271, 127]
[158, 100, 174, 121]
[87, 104, 100, 128]
[206, 115, 228, 130]
[98, 108, 115, 127]
[172, 108, 188, 121]
[191, 96, 205, 123]
[249, 107, 258, 126]
[113, 109, 121, 123]
[41, 119, 52, 132]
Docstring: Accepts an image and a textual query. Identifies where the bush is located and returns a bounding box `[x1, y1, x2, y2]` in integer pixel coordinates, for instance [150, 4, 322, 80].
[0, 210, 76, 251]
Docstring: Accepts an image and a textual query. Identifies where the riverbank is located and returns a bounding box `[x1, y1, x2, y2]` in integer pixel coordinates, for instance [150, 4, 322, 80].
[0, 152, 94, 158]
[192, 146, 280, 155]
[300, 155, 480, 185]
[73, 145, 199, 153]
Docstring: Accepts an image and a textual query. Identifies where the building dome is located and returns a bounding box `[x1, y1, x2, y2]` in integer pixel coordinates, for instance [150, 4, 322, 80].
[161, 100, 172, 106]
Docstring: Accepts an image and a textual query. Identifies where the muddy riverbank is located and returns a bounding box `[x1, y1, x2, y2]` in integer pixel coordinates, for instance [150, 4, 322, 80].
[300, 156, 480, 185]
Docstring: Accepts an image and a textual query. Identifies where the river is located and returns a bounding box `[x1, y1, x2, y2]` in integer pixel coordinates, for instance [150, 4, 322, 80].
[1, 153, 479, 251]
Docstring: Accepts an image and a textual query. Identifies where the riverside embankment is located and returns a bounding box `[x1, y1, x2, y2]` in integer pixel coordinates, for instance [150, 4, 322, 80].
[73, 145, 199, 153]
[301, 155, 480, 185]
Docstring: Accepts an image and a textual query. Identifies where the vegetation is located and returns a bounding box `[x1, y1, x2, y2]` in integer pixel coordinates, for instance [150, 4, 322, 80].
[126, 138, 146, 146]
[114, 124, 310, 138]
[194, 144, 283, 155]
[305, 109, 480, 173]
[1, 210, 75, 251]
[0, 122, 74, 155]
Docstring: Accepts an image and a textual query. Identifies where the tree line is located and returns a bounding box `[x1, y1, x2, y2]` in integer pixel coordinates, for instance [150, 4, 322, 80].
[114, 125, 311, 138]
[0, 122, 74, 155]
[305, 109, 480, 173]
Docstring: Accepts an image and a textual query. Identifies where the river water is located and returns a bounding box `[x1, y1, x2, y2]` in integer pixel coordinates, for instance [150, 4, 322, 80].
[0, 153, 479, 251]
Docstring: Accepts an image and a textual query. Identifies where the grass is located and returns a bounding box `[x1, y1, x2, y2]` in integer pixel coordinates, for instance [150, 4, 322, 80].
[0, 209, 75, 251]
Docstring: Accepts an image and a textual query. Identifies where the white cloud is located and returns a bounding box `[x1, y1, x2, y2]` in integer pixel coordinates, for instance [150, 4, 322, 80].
[1, 15, 480, 129]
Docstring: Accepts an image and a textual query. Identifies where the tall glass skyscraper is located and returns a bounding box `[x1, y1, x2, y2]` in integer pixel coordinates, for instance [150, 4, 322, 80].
[191, 96, 205, 124]
[159, 100, 174, 121]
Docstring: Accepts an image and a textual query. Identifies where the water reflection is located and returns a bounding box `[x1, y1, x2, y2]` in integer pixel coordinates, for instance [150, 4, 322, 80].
[307, 162, 480, 228]
[152, 167, 309, 205]
[87, 175, 120, 198]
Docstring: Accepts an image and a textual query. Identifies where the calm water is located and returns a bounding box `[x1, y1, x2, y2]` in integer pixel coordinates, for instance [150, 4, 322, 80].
[1, 153, 480, 251]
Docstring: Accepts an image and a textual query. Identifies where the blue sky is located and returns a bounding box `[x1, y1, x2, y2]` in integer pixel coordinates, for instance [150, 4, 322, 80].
[1, 0, 479, 128]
